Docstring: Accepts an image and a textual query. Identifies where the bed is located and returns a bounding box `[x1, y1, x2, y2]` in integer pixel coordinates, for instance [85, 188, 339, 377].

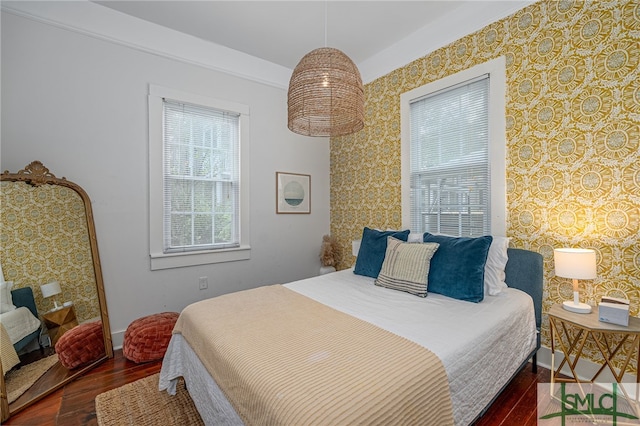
[1, 287, 41, 353]
[160, 231, 542, 426]
[1, 286, 42, 374]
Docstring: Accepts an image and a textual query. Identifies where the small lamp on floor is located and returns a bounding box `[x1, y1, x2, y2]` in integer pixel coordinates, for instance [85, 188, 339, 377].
[554, 248, 597, 314]
[41, 281, 62, 311]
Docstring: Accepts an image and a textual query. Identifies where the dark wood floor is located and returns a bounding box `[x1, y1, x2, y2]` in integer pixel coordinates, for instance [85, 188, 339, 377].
[5, 350, 549, 425]
[5, 349, 162, 426]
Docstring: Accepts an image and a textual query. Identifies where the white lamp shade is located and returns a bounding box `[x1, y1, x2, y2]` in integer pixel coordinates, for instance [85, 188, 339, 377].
[41, 281, 62, 298]
[554, 248, 597, 280]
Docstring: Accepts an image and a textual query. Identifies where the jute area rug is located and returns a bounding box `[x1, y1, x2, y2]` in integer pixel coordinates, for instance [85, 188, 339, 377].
[95, 373, 204, 426]
[5, 354, 59, 403]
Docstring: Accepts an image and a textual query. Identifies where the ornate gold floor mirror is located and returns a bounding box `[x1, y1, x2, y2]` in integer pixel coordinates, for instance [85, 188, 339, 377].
[0, 161, 113, 421]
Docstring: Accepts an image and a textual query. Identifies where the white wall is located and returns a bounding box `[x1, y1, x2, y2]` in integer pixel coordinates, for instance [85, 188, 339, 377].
[1, 11, 330, 346]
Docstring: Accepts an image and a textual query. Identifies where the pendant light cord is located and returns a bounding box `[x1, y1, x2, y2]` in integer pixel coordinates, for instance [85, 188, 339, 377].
[324, 1, 327, 47]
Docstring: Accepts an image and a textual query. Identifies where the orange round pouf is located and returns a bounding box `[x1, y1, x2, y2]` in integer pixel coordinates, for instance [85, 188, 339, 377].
[123, 312, 179, 363]
[55, 321, 105, 370]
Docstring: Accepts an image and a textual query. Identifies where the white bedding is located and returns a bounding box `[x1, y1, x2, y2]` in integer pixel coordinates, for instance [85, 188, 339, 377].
[0, 306, 41, 344]
[160, 268, 537, 426]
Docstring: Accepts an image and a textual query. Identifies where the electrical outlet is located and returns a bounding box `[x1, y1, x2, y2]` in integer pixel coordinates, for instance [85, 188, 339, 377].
[199, 276, 208, 290]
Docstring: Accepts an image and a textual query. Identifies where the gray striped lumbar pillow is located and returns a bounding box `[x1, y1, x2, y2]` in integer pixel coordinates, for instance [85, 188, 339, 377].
[375, 237, 439, 297]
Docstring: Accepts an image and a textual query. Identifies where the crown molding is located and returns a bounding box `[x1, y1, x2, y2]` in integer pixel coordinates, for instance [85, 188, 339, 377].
[359, 1, 534, 83]
[2, 1, 534, 88]
[1, 1, 292, 89]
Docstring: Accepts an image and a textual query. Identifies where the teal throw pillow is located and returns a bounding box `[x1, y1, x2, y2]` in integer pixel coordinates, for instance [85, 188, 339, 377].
[422, 233, 493, 303]
[354, 227, 410, 278]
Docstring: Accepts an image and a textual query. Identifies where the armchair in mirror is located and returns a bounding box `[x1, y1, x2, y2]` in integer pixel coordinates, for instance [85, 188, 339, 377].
[0, 161, 113, 421]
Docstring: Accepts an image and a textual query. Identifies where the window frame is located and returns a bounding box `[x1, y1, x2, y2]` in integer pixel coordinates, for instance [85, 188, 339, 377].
[400, 57, 506, 236]
[148, 84, 250, 270]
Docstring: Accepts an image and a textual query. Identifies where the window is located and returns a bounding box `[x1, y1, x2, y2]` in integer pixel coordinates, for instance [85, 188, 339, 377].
[410, 76, 490, 236]
[162, 100, 239, 252]
[149, 85, 250, 270]
[401, 57, 506, 237]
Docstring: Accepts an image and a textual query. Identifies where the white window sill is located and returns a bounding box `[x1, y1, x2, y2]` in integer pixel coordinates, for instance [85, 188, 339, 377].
[150, 245, 251, 270]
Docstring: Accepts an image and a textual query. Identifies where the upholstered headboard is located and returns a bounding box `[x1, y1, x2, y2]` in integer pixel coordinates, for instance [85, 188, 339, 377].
[504, 248, 543, 330]
[11, 287, 38, 319]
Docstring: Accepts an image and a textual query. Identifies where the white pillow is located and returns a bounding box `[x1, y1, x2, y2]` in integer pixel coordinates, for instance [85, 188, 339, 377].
[0, 281, 16, 314]
[407, 232, 423, 243]
[484, 237, 510, 296]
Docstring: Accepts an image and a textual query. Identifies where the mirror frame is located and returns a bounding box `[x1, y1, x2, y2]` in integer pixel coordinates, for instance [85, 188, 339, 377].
[0, 161, 113, 421]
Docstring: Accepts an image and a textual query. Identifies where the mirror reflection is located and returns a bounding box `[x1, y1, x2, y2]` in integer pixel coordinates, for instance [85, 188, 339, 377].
[0, 161, 112, 419]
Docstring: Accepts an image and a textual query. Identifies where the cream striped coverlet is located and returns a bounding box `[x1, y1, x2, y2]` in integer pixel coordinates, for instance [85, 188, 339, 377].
[174, 284, 454, 425]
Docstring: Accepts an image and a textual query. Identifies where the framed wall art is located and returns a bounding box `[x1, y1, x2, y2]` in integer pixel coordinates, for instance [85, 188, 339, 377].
[276, 172, 310, 214]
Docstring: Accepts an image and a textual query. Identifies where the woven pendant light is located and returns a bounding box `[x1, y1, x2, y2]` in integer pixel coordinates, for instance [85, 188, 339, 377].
[287, 47, 364, 137]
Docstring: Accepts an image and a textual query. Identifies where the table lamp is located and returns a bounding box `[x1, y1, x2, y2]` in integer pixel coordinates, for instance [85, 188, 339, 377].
[41, 281, 62, 311]
[554, 248, 597, 314]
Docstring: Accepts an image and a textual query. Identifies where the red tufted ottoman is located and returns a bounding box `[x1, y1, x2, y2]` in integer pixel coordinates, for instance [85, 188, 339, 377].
[123, 312, 179, 363]
[55, 321, 105, 370]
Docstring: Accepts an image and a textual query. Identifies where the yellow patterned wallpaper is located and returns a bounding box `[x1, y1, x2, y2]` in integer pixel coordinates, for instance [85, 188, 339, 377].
[330, 0, 640, 365]
[0, 182, 101, 324]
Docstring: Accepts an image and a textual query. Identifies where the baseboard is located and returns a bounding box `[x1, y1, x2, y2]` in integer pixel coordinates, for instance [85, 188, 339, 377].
[537, 345, 638, 384]
[111, 330, 125, 350]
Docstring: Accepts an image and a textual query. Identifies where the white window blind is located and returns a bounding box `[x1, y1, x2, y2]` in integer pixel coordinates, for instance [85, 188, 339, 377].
[163, 99, 240, 253]
[409, 75, 490, 237]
